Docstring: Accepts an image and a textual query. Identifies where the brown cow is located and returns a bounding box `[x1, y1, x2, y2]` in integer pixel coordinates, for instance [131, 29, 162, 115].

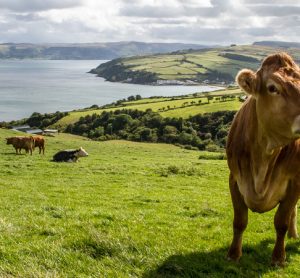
[6, 136, 35, 155]
[226, 52, 300, 266]
[33, 136, 45, 154]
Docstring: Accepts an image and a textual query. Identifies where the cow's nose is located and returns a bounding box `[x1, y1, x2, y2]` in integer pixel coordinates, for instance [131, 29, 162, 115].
[292, 115, 300, 136]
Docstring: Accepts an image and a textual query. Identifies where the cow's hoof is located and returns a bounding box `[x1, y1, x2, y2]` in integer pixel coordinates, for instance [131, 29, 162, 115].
[227, 256, 240, 263]
[271, 259, 286, 268]
[271, 254, 286, 268]
[227, 249, 241, 262]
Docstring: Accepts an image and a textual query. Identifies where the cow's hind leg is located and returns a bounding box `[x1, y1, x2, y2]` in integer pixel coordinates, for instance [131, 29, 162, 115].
[272, 189, 299, 266]
[288, 205, 298, 239]
[227, 173, 248, 262]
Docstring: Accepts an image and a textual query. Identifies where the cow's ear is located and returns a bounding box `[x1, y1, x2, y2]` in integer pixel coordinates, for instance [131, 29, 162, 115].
[236, 69, 257, 96]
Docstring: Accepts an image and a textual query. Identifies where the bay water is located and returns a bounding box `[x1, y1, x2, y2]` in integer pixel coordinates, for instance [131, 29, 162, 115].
[0, 60, 220, 121]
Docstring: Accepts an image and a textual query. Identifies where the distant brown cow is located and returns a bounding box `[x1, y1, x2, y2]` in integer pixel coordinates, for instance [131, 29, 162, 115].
[6, 136, 35, 155]
[226, 52, 300, 266]
[33, 136, 45, 154]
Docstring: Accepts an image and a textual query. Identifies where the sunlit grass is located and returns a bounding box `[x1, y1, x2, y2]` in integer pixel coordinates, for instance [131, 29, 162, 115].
[0, 128, 299, 276]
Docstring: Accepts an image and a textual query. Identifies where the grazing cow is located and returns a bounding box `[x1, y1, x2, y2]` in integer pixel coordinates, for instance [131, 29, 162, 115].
[6, 136, 35, 155]
[33, 136, 45, 154]
[53, 147, 88, 162]
[226, 52, 300, 266]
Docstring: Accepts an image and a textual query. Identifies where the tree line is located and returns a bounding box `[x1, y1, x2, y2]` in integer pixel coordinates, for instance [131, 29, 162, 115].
[65, 109, 236, 151]
[1, 111, 69, 129]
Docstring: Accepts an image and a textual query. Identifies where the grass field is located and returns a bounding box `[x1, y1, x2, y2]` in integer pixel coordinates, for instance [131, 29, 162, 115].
[52, 88, 243, 129]
[1, 128, 300, 277]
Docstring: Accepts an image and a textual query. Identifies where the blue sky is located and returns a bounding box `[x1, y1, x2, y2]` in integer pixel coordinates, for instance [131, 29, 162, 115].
[0, 0, 299, 45]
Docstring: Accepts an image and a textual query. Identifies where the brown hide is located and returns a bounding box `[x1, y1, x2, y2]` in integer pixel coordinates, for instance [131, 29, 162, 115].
[6, 136, 35, 155]
[33, 136, 45, 154]
[226, 52, 300, 266]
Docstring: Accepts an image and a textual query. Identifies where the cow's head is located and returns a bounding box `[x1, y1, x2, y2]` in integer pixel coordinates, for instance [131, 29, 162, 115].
[6, 138, 12, 145]
[237, 52, 300, 151]
[76, 147, 88, 157]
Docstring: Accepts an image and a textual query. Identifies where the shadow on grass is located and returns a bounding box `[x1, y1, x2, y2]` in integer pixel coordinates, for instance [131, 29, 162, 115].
[143, 239, 300, 278]
[1, 152, 26, 156]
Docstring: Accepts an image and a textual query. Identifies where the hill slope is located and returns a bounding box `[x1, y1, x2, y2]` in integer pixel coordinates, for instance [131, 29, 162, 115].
[52, 88, 243, 129]
[0, 128, 299, 277]
[254, 41, 300, 48]
[91, 44, 300, 84]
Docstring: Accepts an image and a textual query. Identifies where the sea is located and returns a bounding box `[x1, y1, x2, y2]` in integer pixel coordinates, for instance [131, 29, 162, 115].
[0, 60, 220, 121]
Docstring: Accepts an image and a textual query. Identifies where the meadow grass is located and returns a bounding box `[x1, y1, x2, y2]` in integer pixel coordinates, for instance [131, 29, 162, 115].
[160, 100, 242, 118]
[53, 88, 243, 129]
[0, 128, 300, 277]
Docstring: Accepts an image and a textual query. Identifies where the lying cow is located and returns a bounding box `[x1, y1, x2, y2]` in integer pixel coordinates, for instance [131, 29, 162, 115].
[227, 52, 300, 266]
[6, 136, 34, 155]
[53, 147, 88, 162]
[33, 136, 45, 154]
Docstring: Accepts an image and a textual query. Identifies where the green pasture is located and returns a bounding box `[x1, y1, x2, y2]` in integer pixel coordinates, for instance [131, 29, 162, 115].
[113, 45, 300, 83]
[53, 88, 243, 129]
[0, 128, 299, 277]
[160, 100, 242, 118]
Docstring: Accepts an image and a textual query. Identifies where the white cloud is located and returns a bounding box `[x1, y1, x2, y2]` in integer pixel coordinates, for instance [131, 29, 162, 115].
[0, 0, 83, 12]
[0, 0, 299, 45]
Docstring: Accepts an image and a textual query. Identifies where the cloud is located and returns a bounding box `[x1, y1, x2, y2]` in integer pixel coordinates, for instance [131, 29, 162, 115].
[0, 0, 83, 12]
[119, 5, 182, 18]
[13, 13, 43, 22]
[248, 5, 300, 17]
[242, 0, 298, 4]
[0, 0, 299, 45]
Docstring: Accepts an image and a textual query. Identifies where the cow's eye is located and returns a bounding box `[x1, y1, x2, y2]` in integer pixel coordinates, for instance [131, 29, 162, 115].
[267, 84, 279, 95]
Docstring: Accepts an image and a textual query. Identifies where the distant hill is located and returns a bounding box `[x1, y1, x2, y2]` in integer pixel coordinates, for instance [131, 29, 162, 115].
[0, 42, 211, 60]
[253, 41, 300, 49]
[91, 44, 300, 85]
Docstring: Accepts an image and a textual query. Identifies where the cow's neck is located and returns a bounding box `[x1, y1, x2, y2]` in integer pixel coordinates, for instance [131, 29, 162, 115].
[247, 99, 284, 196]
[250, 135, 282, 196]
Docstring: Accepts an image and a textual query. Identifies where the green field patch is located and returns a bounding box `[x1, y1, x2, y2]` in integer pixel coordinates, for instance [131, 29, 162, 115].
[52, 88, 243, 128]
[160, 99, 242, 118]
[123, 55, 185, 66]
[0, 129, 299, 276]
[158, 74, 196, 80]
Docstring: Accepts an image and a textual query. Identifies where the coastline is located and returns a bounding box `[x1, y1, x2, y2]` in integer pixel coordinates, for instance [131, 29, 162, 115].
[89, 70, 228, 88]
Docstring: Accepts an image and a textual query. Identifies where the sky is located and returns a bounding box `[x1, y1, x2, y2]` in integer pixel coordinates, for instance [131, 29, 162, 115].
[0, 0, 299, 45]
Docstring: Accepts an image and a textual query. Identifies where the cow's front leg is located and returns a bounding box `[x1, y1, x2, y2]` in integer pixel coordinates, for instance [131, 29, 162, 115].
[288, 205, 298, 239]
[272, 191, 299, 266]
[227, 174, 248, 262]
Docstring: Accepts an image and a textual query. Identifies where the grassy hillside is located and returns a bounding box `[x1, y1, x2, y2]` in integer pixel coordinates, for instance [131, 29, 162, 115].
[53, 88, 243, 129]
[0, 128, 299, 277]
[91, 44, 300, 84]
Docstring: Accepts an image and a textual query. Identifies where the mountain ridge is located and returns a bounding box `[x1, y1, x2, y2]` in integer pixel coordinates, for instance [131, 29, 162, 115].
[0, 41, 212, 60]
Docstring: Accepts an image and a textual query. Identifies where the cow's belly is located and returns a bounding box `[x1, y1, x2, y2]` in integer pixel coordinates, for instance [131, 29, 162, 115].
[238, 178, 289, 213]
